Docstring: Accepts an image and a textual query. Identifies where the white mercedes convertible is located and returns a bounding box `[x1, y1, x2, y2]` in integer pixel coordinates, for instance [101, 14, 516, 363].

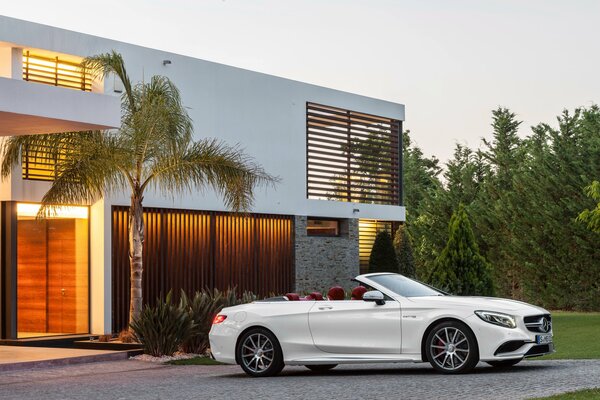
[209, 273, 554, 377]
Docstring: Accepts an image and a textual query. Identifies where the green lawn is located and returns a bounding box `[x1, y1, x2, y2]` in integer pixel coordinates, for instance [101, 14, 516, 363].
[167, 357, 223, 366]
[539, 312, 600, 360]
[531, 389, 600, 399]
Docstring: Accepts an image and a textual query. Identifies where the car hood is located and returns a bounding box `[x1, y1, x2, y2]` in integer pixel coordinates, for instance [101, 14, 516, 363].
[406, 295, 549, 315]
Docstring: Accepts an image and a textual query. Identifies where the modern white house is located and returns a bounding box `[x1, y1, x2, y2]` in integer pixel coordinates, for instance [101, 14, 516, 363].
[0, 15, 405, 339]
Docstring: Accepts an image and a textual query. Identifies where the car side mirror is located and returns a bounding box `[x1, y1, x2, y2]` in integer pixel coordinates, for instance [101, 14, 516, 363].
[363, 290, 385, 305]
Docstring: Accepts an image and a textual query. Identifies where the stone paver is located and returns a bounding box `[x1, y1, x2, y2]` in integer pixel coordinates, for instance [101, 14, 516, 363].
[0, 359, 599, 400]
[0, 346, 127, 371]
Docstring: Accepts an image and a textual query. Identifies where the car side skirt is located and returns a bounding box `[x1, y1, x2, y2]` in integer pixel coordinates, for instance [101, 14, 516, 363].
[285, 353, 423, 365]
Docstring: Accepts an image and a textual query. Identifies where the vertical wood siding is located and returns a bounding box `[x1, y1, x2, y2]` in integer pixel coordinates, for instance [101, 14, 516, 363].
[111, 206, 294, 333]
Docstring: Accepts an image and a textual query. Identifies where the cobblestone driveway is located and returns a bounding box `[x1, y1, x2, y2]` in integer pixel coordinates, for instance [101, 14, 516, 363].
[0, 359, 599, 400]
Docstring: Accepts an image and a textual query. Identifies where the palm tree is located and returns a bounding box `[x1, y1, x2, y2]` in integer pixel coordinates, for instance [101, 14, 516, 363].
[0, 51, 277, 327]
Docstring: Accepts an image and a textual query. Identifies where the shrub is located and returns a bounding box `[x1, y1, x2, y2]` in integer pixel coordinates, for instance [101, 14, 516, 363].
[429, 204, 494, 296]
[393, 224, 416, 278]
[130, 291, 195, 357]
[118, 329, 136, 344]
[98, 334, 112, 343]
[369, 231, 399, 273]
[181, 288, 257, 354]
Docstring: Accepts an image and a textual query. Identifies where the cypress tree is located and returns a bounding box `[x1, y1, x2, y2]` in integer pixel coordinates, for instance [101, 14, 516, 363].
[429, 204, 494, 296]
[393, 224, 416, 278]
[369, 231, 399, 274]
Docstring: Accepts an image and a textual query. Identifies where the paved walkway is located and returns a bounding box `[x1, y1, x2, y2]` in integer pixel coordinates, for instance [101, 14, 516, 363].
[0, 359, 599, 399]
[0, 346, 127, 371]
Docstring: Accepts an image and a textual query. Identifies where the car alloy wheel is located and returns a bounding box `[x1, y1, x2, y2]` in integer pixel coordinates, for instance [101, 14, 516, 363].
[426, 321, 479, 373]
[237, 328, 284, 377]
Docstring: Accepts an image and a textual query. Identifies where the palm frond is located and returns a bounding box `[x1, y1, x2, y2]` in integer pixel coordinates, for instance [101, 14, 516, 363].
[37, 133, 131, 217]
[117, 76, 193, 183]
[142, 138, 278, 212]
[82, 51, 135, 110]
[1, 132, 95, 179]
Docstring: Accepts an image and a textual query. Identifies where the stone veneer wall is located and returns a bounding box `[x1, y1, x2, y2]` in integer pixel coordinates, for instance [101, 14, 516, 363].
[294, 216, 359, 293]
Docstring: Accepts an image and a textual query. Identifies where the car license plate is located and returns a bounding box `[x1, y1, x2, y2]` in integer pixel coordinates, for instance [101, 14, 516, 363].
[536, 333, 553, 344]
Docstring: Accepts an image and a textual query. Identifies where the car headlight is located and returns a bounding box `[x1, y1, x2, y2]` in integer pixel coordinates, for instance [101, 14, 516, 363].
[475, 310, 517, 329]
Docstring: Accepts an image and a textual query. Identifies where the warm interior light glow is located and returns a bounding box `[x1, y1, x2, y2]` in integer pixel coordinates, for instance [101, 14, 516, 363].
[17, 203, 89, 219]
[22, 51, 92, 91]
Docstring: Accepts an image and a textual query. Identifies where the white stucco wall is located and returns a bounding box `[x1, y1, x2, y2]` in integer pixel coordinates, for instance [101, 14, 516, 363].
[0, 15, 405, 220]
[0, 16, 406, 334]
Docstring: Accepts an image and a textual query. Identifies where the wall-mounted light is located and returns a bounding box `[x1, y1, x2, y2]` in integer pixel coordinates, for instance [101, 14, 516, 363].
[162, 59, 172, 66]
[113, 73, 123, 93]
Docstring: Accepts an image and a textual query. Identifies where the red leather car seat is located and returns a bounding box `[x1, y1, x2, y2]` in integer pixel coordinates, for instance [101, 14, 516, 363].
[285, 293, 300, 301]
[327, 286, 345, 300]
[351, 286, 367, 300]
[310, 292, 324, 300]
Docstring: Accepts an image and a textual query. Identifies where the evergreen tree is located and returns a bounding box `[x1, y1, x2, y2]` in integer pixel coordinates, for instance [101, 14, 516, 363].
[402, 131, 442, 217]
[369, 231, 399, 273]
[401, 130, 443, 280]
[577, 181, 600, 234]
[410, 143, 486, 281]
[477, 107, 524, 299]
[393, 224, 416, 278]
[504, 108, 600, 310]
[429, 204, 494, 296]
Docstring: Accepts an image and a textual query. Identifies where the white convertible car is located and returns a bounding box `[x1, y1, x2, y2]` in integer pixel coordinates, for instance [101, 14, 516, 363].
[209, 273, 554, 377]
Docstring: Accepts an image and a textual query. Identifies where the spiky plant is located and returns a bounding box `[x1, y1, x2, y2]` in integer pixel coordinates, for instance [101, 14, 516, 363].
[180, 288, 258, 354]
[130, 291, 195, 357]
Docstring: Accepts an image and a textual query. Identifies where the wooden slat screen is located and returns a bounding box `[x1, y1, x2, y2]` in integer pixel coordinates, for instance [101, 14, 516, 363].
[21, 144, 66, 181]
[111, 206, 294, 332]
[358, 219, 400, 274]
[23, 51, 92, 91]
[307, 102, 401, 205]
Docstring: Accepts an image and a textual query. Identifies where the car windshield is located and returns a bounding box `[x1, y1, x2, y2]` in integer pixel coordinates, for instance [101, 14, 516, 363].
[367, 274, 444, 297]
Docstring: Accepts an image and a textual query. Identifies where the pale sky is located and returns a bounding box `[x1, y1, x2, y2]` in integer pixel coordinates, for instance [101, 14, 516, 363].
[2, 0, 599, 164]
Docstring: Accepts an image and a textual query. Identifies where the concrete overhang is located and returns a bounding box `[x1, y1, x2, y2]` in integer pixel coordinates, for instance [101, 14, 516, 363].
[0, 77, 120, 136]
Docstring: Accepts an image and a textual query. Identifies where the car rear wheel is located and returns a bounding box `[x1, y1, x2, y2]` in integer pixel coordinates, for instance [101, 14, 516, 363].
[237, 328, 284, 377]
[487, 359, 522, 368]
[304, 364, 337, 372]
[425, 321, 479, 374]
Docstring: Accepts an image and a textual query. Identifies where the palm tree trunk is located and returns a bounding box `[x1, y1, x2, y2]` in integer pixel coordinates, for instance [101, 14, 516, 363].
[128, 192, 144, 328]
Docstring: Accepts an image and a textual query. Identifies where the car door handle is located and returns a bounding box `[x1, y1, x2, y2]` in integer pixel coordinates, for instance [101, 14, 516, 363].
[318, 306, 333, 310]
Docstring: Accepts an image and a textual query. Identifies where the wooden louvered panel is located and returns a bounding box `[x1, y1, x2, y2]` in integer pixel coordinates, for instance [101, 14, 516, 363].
[306, 102, 402, 205]
[22, 51, 92, 91]
[111, 206, 295, 333]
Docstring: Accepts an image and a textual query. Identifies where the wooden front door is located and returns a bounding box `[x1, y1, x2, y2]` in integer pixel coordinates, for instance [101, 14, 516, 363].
[17, 216, 89, 337]
[47, 219, 77, 333]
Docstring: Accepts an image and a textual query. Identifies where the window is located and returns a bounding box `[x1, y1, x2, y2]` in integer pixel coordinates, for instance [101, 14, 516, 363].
[22, 50, 91, 91]
[306, 102, 402, 205]
[368, 274, 444, 297]
[307, 218, 340, 236]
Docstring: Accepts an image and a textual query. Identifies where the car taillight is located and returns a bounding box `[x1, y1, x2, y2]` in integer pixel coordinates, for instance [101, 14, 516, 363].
[212, 315, 227, 324]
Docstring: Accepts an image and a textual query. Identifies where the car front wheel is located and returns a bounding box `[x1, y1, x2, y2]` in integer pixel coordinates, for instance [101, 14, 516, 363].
[237, 328, 284, 377]
[425, 320, 479, 374]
